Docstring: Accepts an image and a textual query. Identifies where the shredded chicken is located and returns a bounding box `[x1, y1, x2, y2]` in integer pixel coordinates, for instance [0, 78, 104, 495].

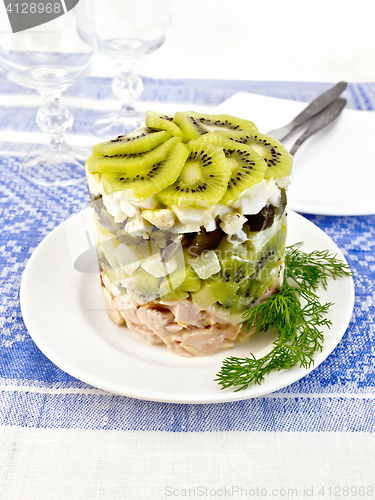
[101, 275, 243, 357]
[100, 261, 284, 357]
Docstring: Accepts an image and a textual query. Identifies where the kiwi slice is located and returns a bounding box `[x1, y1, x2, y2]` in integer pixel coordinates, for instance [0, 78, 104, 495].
[92, 127, 171, 157]
[102, 140, 189, 200]
[220, 229, 285, 313]
[249, 227, 285, 269]
[235, 251, 282, 309]
[124, 267, 162, 303]
[192, 277, 239, 310]
[160, 266, 201, 302]
[86, 136, 182, 174]
[145, 111, 183, 137]
[198, 134, 267, 205]
[216, 238, 254, 288]
[212, 129, 293, 180]
[219, 248, 256, 288]
[217, 226, 284, 290]
[173, 111, 258, 143]
[157, 141, 231, 208]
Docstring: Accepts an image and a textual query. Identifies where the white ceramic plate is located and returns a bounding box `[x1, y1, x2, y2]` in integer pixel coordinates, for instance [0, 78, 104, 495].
[20, 208, 354, 404]
[215, 92, 375, 216]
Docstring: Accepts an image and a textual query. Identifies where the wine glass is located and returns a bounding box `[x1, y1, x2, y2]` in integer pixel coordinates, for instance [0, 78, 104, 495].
[90, 0, 172, 138]
[0, 1, 96, 186]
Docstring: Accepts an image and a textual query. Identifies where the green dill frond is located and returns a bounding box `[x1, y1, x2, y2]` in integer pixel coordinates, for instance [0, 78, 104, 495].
[215, 243, 351, 391]
[285, 242, 352, 291]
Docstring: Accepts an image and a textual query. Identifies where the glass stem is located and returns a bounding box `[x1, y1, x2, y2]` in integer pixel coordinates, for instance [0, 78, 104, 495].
[112, 59, 144, 110]
[36, 91, 74, 148]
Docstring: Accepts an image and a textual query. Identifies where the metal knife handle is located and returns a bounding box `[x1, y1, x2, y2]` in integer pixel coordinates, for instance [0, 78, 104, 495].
[290, 81, 347, 127]
[267, 81, 347, 141]
[290, 98, 347, 156]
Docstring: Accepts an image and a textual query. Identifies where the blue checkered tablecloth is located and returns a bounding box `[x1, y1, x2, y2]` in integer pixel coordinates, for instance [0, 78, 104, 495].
[1, 76, 375, 498]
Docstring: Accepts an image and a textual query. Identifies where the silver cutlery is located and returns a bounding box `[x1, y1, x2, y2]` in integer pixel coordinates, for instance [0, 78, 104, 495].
[289, 97, 347, 156]
[267, 81, 348, 141]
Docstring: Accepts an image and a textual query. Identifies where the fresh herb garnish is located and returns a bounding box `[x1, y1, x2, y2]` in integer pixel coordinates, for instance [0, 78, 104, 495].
[215, 243, 352, 391]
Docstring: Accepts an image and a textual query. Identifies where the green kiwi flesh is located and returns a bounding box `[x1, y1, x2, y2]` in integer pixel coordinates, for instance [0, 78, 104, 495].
[157, 141, 231, 207]
[191, 226, 284, 313]
[173, 111, 258, 143]
[102, 140, 189, 200]
[86, 136, 182, 174]
[92, 127, 171, 157]
[236, 251, 281, 305]
[124, 268, 162, 303]
[160, 266, 201, 302]
[145, 111, 183, 137]
[198, 134, 267, 205]
[192, 277, 239, 309]
[212, 129, 293, 180]
[218, 228, 285, 313]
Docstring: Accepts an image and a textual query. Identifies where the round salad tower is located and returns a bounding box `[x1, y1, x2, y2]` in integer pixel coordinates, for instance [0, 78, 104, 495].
[85, 111, 293, 357]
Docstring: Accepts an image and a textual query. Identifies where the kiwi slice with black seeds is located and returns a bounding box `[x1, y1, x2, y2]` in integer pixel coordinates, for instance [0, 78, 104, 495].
[198, 134, 267, 205]
[87, 136, 182, 175]
[146, 111, 183, 137]
[220, 252, 256, 288]
[102, 140, 189, 200]
[173, 111, 258, 143]
[218, 229, 285, 312]
[124, 267, 162, 303]
[157, 141, 231, 207]
[192, 277, 240, 310]
[236, 247, 282, 307]
[216, 238, 254, 288]
[213, 129, 293, 180]
[92, 127, 172, 157]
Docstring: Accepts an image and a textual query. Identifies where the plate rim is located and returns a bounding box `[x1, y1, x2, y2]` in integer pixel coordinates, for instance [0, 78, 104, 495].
[20, 208, 355, 404]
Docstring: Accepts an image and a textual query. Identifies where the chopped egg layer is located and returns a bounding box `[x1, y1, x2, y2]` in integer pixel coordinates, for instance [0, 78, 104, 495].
[88, 171, 287, 237]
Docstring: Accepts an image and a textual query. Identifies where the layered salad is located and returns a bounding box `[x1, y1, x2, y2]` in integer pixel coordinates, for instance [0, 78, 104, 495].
[85, 111, 293, 357]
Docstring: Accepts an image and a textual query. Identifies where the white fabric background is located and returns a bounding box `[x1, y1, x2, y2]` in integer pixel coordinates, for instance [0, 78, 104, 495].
[1, 429, 375, 499]
[93, 0, 375, 82]
[1, 0, 374, 81]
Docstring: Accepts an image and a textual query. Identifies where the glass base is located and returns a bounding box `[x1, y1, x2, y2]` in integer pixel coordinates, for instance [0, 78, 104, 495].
[92, 108, 145, 139]
[19, 143, 89, 187]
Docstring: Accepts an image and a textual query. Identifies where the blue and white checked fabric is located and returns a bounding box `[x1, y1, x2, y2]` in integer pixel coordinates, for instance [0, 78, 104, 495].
[1, 77, 375, 498]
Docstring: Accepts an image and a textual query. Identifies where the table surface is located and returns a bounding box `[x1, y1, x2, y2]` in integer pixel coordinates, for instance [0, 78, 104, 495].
[1, 1, 375, 498]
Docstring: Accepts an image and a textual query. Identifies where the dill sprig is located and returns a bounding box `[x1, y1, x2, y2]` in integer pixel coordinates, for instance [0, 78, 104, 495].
[215, 243, 352, 392]
[285, 242, 352, 292]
